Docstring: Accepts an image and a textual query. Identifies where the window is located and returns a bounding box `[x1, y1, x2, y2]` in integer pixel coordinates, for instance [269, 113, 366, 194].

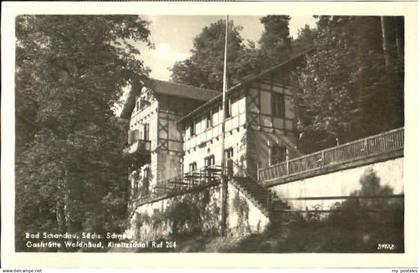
[141, 98, 151, 109]
[136, 99, 141, 112]
[270, 144, 287, 165]
[225, 147, 234, 159]
[204, 155, 215, 168]
[206, 111, 213, 129]
[272, 93, 285, 118]
[143, 124, 149, 140]
[190, 120, 195, 136]
[189, 162, 197, 172]
[225, 99, 232, 118]
[196, 119, 202, 134]
[140, 98, 145, 110]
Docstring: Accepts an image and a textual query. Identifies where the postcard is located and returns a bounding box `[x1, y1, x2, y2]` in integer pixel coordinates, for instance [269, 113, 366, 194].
[1, 1, 417, 269]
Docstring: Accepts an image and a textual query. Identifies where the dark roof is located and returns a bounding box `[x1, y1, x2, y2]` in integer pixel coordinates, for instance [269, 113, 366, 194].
[120, 79, 219, 120]
[149, 79, 220, 101]
[177, 47, 315, 124]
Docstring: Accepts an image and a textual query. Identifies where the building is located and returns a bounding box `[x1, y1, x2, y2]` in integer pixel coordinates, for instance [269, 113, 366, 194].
[121, 50, 311, 202]
[121, 79, 220, 199]
[121, 48, 404, 241]
[179, 52, 309, 180]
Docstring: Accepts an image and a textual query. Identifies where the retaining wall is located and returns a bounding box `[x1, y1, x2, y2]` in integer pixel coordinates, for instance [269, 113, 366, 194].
[270, 157, 404, 211]
[125, 180, 270, 241]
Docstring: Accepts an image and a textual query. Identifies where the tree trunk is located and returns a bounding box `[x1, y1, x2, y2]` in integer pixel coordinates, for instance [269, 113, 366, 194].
[381, 16, 400, 73]
[394, 17, 404, 66]
[381, 16, 392, 71]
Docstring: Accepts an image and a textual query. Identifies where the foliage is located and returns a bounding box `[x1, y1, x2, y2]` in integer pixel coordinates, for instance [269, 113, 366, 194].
[136, 212, 151, 227]
[258, 15, 292, 66]
[129, 164, 151, 200]
[134, 188, 220, 241]
[232, 192, 251, 236]
[293, 16, 404, 153]
[170, 16, 298, 91]
[196, 169, 403, 253]
[170, 19, 264, 90]
[130, 171, 403, 253]
[150, 209, 167, 230]
[15, 15, 152, 251]
[293, 24, 316, 52]
[170, 16, 404, 154]
[315, 168, 403, 252]
[165, 191, 214, 236]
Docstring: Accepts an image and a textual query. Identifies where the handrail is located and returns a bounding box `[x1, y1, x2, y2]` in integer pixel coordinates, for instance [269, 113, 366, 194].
[146, 162, 224, 199]
[258, 127, 404, 182]
[139, 158, 249, 203]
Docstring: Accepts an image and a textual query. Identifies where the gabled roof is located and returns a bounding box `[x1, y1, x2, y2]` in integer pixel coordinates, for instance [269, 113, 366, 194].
[177, 47, 315, 124]
[149, 79, 220, 101]
[120, 79, 219, 120]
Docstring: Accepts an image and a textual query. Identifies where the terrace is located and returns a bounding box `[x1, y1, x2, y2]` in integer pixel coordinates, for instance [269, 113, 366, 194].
[258, 127, 404, 186]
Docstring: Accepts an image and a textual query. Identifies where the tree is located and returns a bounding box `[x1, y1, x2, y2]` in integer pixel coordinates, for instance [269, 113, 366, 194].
[15, 15, 151, 251]
[379, 16, 405, 128]
[170, 19, 263, 90]
[259, 15, 292, 66]
[381, 16, 404, 72]
[293, 16, 404, 153]
[293, 24, 316, 52]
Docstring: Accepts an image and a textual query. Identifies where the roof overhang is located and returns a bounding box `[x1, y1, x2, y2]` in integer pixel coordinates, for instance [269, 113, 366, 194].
[177, 47, 315, 125]
[120, 78, 219, 120]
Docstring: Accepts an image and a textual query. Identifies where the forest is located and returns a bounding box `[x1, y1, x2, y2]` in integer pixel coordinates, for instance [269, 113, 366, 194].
[15, 15, 404, 251]
[170, 16, 404, 152]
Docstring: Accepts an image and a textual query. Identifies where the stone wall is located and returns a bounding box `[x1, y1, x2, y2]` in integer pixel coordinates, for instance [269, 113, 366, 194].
[270, 157, 404, 211]
[125, 180, 270, 241]
[125, 185, 221, 241]
[226, 183, 270, 236]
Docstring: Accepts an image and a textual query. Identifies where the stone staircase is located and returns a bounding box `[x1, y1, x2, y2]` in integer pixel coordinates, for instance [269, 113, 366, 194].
[231, 177, 293, 226]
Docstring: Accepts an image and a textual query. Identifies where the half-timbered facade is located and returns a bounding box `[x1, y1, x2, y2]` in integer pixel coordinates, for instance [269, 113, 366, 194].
[122, 79, 219, 199]
[122, 50, 311, 201]
[178, 51, 308, 179]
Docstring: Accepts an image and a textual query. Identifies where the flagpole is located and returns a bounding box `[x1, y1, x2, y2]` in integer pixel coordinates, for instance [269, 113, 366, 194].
[221, 15, 228, 175]
[220, 15, 229, 236]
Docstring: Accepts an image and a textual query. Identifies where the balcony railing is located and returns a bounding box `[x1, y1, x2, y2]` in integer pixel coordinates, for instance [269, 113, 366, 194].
[258, 127, 404, 183]
[153, 164, 222, 195]
[130, 163, 224, 206]
[124, 139, 151, 154]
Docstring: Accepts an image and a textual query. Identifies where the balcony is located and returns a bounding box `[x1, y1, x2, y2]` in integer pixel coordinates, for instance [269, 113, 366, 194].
[131, 164, 223, 207]
[124, 139, 152, 155]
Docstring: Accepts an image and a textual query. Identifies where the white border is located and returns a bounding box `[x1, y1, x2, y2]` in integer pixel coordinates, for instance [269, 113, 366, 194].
[1, 1, 417, 268]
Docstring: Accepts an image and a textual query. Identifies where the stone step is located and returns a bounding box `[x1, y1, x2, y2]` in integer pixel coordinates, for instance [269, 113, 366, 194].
[232, 176, 294, 224]
[232, 178, 271, 211]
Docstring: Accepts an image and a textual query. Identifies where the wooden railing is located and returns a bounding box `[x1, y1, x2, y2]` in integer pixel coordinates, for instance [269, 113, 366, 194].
[258, 127, 404, 182]
[132, 164, 223, 206]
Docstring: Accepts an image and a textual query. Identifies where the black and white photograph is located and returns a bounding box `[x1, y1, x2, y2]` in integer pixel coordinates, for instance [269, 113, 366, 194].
[2, 1, 418, 269]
